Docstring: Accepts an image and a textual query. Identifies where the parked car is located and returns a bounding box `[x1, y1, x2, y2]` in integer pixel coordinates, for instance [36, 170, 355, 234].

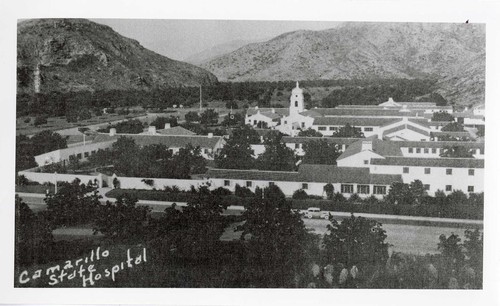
[305, 207, 330, 219]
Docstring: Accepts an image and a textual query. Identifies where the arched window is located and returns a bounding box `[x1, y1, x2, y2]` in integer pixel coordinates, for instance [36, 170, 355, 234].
[295, 101, 298, 107]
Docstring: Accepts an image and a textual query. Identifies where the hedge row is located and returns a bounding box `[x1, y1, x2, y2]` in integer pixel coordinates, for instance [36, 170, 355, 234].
[105, 189, 483, 220]
[289, 199, 483, 220]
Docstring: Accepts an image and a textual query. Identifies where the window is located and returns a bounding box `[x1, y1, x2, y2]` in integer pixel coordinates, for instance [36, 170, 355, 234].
[416, 148, 421, 153]
[446, 169, 452, 175]
[284, 120, 288, 124]
[432, 148, 437, 154]
[424, 168, 431, 174]
[76, 153, 82, 159]
[408, 148, 414, 153]
[295, 143, 300, 149]
[329, 126, 336, 131]
[253, 120, 257, 125]
[246, 181, 252, 188]
[295, 101, 298, 107]
[84, 152, 89, 158]
[318, 127, 327, 131]
[269, 182, 275, 187]
[373, 186, 387, 195]
[357, 185, 370, 194]
[301, 122, 305, 128]
[445, 185, 452, 191]
[91, 150, 96, 155]
[424, 184, 430, 191]
[403, 167, 409, 174]
[224, 180, 230, 186]
[204, 148, 209, 154]
[468, 169, 475, 176]
[468, 186, 474, 193]
[424, 148, 429, 154]
[363, 160, 369, 165]
[364, 127, 373, 132]
[302, 183, 309, 190]
[341, 184, 354, 194]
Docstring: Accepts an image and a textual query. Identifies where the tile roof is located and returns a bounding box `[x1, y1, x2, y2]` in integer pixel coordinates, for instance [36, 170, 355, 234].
[246, 108, 289, 116]
[313, 117, 401, 127]
[393, 140, 484, 149]
[93, 133, 224, 149]
[431, 131, 471, 137]
[155, 126, 196, 136]
[370, 157, 484, 168]
[337, 138, 403, 160]
[299, 110, 323, 117]
[206, 164, 402, 185]
[282, 136, 360, 145]
[311, 108, 425, 117]
[381, 123, 430, 136]
[261, 112, 282, 120]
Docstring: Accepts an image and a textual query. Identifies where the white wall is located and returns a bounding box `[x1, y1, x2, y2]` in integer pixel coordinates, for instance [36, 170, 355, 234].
[210, 178, 389, 199]
[18, 170, 103, 187]
[384, 129, 430, 141]
[35, 140, 116, 166]
[113, 175, 209, 191]
[337, 150, 384, 168]
[369, 164, 484, 194]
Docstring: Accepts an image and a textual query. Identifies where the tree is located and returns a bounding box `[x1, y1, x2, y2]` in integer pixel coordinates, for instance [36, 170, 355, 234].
[298, 128, 323, 137]
[237, 185, 312, 287]
[324, 183, 335, 200]
[150, 116, 178, 129]
[44, 179, 101, 227]
[440, 146, 474, 158]
[323, 214, 389, 268]
[385, 182, 414, 205]
[332, 124, 364, 138]
[16, 131, 68, 171]
[184, 111, 200, 123]
[431, 111, 454, 122]
[93, 194, 152, 241]
[441, 122, 465, 132]
[409, 180, 427, 203]
[171, 144, 207, 178]
[230, 125, 261, 144]
[222, 111, 244, 126]
[33, 115, 48, 126]
[225, 100, 238, 109]
[150, 188, 229, 259]
[200, 109, 219, 125]
[215, 136, 255, 169]
[302, 140, 341, 165]
[257, 131, 295, 171]
[15, 196, 54, 265]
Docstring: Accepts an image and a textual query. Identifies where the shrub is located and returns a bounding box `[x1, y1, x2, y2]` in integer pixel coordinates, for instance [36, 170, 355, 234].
[293, 189, 309, 200]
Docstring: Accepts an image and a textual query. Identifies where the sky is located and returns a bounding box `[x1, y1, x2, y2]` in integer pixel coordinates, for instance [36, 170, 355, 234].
[90, 19, 342, 61]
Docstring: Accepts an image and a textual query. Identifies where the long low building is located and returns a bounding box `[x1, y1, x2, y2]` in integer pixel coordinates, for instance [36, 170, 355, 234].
[205, 164, 402, 199]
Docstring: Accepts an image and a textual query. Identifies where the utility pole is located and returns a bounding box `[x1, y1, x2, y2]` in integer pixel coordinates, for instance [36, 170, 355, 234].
[199, 85, 202, 113]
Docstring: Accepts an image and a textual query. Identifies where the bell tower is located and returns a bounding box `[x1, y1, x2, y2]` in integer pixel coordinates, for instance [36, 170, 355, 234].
[289, 81, 304, 116]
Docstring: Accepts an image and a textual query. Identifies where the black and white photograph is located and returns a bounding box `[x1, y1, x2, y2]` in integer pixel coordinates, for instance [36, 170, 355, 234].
[1, 0, 499, 305]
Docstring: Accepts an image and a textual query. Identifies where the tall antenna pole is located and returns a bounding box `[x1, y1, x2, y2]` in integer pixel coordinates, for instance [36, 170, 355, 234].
[199, 85, 202, 113]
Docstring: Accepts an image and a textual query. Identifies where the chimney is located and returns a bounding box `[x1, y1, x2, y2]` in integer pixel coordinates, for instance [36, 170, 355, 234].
[148, 126, 156, 134]
[271, 108, 276, 114]
[255, 106, 259, 110]
[164, 123, 171, 129]
[109, 128, 116, 136]
[388, 97, 394, 103]
[361, 141, 372, 151]
[207, 132, 213, 138]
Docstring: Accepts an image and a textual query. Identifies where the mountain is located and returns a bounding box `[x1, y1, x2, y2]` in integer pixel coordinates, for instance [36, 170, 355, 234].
[17, 19, 218, 94]
[184, 38, 267, 65]
[201, 22, 485, 105]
